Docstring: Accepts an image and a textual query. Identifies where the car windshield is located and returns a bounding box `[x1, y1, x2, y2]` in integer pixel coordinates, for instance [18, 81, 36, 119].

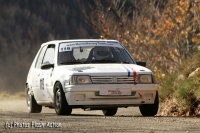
[58, 43, 135, 65]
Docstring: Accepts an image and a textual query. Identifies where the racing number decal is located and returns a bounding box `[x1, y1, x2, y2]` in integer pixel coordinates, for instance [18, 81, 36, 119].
[39, 71, 51, 99]
[40, 78, 44, 90]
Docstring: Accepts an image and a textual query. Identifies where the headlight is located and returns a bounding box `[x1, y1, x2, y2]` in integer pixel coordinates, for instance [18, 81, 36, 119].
[138, 74, 152, 84]
[70, 75, 91, 84]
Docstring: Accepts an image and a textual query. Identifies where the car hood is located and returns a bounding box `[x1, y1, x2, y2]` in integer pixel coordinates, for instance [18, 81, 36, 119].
[58, 64, 152, 76]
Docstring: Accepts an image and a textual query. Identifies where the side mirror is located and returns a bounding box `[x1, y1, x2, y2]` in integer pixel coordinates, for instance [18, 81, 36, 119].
[136, 61, 146, 67]
[41, 64, 54, 69]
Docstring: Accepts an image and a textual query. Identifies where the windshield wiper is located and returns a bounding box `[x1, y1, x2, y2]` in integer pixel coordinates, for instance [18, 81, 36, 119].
[121, 61, 130, 64]
[60, 60, 85, 64]
[91, 59, 116, 63]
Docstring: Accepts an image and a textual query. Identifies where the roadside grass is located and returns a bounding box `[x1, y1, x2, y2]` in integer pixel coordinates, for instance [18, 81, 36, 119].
[158, 73, 177, 102]
[158, 52, 200, 116]
[0, 91, 25, 101]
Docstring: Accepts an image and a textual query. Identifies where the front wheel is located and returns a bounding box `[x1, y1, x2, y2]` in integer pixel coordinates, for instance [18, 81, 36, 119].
[26, 86, 42, 113]
[102, 107, 118, 116]
[54, 82, 72, 115]
[139, 91, 159, 116]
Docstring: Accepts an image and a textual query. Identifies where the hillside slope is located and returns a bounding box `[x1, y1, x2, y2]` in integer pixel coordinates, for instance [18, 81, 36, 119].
[158, 51, 200, 116]
[0, 0, 99, 92]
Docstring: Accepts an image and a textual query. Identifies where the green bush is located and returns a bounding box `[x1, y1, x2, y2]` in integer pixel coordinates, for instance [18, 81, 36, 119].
[158, 74, 177, 102]
[173, 77, 200, 114]
[175, 79, 195, 109]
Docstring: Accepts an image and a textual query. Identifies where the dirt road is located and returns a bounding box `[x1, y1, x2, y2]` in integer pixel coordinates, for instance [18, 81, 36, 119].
[0, 100, 200, 133]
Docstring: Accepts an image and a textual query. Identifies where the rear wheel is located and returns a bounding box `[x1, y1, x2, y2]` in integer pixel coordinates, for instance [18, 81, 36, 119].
[26, 86, 42, 113]
[139, 91, 159, 116]
[102, 107, 118, 116]
[54, 82, 72, 115]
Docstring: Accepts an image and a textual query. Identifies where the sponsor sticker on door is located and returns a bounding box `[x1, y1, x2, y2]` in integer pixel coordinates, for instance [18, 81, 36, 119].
[100, 88, 131, 96]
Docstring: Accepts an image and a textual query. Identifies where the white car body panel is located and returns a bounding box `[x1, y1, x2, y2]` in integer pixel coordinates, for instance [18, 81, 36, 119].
[26, 39, 157, 108]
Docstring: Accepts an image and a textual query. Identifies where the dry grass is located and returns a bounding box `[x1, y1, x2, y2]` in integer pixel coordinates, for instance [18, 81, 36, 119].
[157, 97, 189, 116]
[0, 91, 25, 101]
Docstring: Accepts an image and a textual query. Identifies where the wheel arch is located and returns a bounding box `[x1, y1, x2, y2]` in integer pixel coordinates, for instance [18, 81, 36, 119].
[53, 80, 64, 94]
[53, 80, 70, 105]
[25, 82, 33, 96]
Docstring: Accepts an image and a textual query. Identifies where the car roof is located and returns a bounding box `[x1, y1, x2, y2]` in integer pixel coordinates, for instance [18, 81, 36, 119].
[41, 39, 120, 47]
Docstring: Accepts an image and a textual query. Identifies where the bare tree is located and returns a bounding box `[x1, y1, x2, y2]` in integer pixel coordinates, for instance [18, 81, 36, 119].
[81, 0, 200, 83]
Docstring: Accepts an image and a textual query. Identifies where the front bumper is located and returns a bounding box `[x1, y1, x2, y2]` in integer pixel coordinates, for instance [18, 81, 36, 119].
[64, 84, 157, 106]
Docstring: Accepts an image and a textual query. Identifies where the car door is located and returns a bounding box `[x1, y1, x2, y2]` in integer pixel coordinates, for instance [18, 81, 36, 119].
[31, 45, 47, 101]
[34, 44, 55, 102]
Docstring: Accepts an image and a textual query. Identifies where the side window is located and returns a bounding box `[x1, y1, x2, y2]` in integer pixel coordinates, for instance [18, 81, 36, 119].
[35, 45, 48, 69]
[42, 45, 55, 65]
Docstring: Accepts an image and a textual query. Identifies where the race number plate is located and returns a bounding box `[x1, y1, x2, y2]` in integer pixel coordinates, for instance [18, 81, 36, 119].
[100, 88, 131, 96]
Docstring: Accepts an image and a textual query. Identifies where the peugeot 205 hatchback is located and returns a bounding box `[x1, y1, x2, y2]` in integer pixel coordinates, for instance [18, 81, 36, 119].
[25, 39, 158, 116]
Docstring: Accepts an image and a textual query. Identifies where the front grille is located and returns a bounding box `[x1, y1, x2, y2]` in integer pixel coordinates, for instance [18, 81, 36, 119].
[91, 77, 113, 84]
[117, 77, 136, 84]
[90, 76, 136, 84]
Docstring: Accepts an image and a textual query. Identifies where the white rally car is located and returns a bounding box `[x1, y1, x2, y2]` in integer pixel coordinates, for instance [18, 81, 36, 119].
[25, 39, 158, 116]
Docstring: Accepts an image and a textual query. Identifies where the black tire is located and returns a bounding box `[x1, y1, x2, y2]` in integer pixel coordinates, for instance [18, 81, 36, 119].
[26, 86, 42, 113]
[102, 107, 118, 116]
[139, 91, 159, 116]
[54, 82, 72, 115]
